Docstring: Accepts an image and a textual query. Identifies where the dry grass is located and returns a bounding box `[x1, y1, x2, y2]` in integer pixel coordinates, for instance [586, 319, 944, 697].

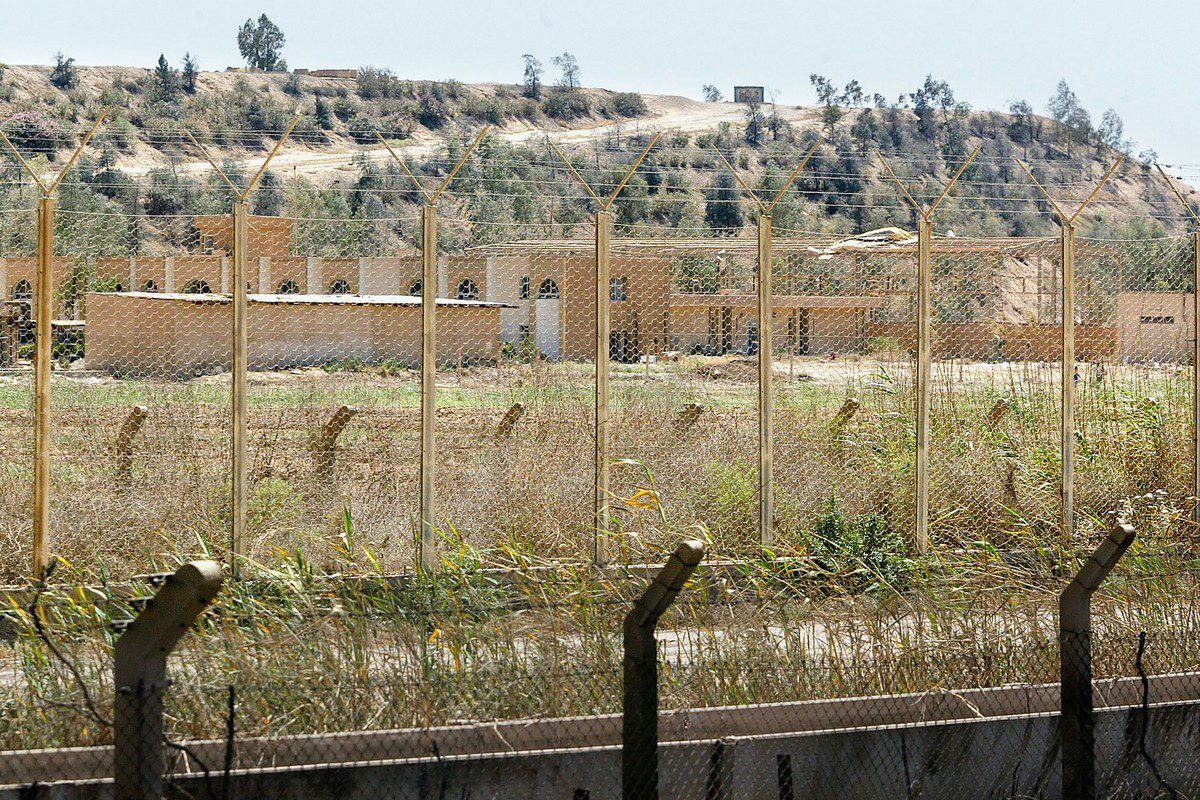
[1, 351, 1197, 751]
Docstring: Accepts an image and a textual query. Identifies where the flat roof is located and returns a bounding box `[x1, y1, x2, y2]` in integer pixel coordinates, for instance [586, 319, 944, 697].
[92, 292, 513, 309]
[670, 293, 890, 309]
[466, 236, 1055, 257]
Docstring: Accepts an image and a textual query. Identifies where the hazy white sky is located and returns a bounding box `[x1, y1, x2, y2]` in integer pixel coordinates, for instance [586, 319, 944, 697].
[5, 0, 1198, 175]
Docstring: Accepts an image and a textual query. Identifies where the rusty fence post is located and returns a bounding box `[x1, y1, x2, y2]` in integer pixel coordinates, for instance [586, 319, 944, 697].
[623, 539, 705, 800]
[113, 560, 224, 800]
[1059, 523, 1135, 800]
[114, 405, 149, 491]
[312, 404, 358, 480]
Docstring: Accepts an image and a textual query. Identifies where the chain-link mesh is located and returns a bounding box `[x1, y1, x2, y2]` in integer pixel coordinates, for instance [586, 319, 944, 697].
[7, 133, 1200, 799]
[240, 208, 422, 573]
[7, 562, 1200, 798]
[433, 217, 598, 563]
[772, 230, 918, 563]
[1074, 236, 1194, 552]
[0, 205, 35, 580]
[50, 209, 232, 582]
[929, 236, 1063, 553]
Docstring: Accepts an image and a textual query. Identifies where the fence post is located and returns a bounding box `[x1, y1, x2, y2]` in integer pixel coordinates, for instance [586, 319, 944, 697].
[230, 201, 249, 572]
[595, 209, 612, 567]
[1194, 230, 1199, 526]
[419, 204, 437, 574]
[313, 404, 358, 480]
[113, 560, 224, 800]
[371, 128, 488, 575]
[623, 539, 705, 800]
[114, 405, 150, 491]
[32, 195, 54, 580]
[915, 215, 931, 553]
[877, 147, 978, 555]
[1012, 156, 1122, 546]
[1059, 522, 1134, 800]
[757, 214, 773, 548]
[1061, 220, 1076, 544]
[0, 113, 104, 581]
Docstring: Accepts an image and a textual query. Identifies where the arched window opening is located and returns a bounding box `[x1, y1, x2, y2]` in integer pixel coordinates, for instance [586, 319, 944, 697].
[329, 279, 352, 294]
[408, 280, 423, 296]
[12, 280, 32, 301]
[536, 279, 559, 300]
[277, 279, 301, 295]
[142, 279, 159, 292]
[456, 278, 480, 301]
[182, 280, 212, 294]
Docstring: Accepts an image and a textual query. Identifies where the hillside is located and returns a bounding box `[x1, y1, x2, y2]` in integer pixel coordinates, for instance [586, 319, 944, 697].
[0, 63, 1192, 242]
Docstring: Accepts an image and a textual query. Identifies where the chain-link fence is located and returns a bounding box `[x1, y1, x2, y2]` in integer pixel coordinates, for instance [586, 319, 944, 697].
[5, 120, 1200, 797]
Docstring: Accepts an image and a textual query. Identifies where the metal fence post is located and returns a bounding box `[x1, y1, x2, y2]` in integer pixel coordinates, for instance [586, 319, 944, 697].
[115, 405, 150, 492]
[231, 201, 249, 572]
[420, 203, 438, 574]
[623, 539, 705, 800]
[1012, 156, 1123, 546]
[595, 209, 612, 567]
[877, 147, 978, 555]
[1061, 220, 1076, 544]
[757, 214, 774, 548]
[113, 560, 224, 800]
[372, 129, 488, 575]
[32, 195, 54, 580]
[915, 215, 931, 553]
[0, 114, 105, 582]
[1194, 230, 1199, 525]
[1059, 523, 1134, 800]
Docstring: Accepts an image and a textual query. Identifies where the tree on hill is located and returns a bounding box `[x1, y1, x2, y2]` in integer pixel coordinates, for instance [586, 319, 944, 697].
[1097, 108, 1129, 154]
[705, 170, 743, 233]
[153, 54, 179, 101]
[702, 85, 723, 102]
[50, 53, 76, 90]
[521, 55, 542, 99]
[238, 14, 286, 72]
[743, 97, 764, 145]
[552, 53, 580, 90]
[1047, 79, 1092, 158]
[181, 53, 199, 94]
[810, 75, 845, 140]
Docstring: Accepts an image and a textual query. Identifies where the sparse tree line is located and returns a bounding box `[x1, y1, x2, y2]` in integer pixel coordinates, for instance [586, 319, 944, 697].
[703, 73, 1148, 166]
[17, 17, 648, 165]
[0, 17, 1173, 255]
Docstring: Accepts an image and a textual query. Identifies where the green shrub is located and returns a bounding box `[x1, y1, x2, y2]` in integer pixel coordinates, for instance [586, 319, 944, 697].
[2, 112, 63, 157]
[462, 95, 503, 125]
[806, 496, 911, 591]
[322, 356, 366, 373]
[692, 462, 756, 542]
[333, 98, 358, 121]
[282, 72, 303, 97]
[542, 89, 591, 120]
[609, 92, 647, 117]
[346, 113, 379, 145]
[416, 83, 450, 128]
[356, 66, 404, 100]
[866, 335, 902, 355]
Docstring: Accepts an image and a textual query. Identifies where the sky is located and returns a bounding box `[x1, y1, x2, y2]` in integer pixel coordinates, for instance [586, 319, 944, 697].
[5, 0, 1199, 180]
